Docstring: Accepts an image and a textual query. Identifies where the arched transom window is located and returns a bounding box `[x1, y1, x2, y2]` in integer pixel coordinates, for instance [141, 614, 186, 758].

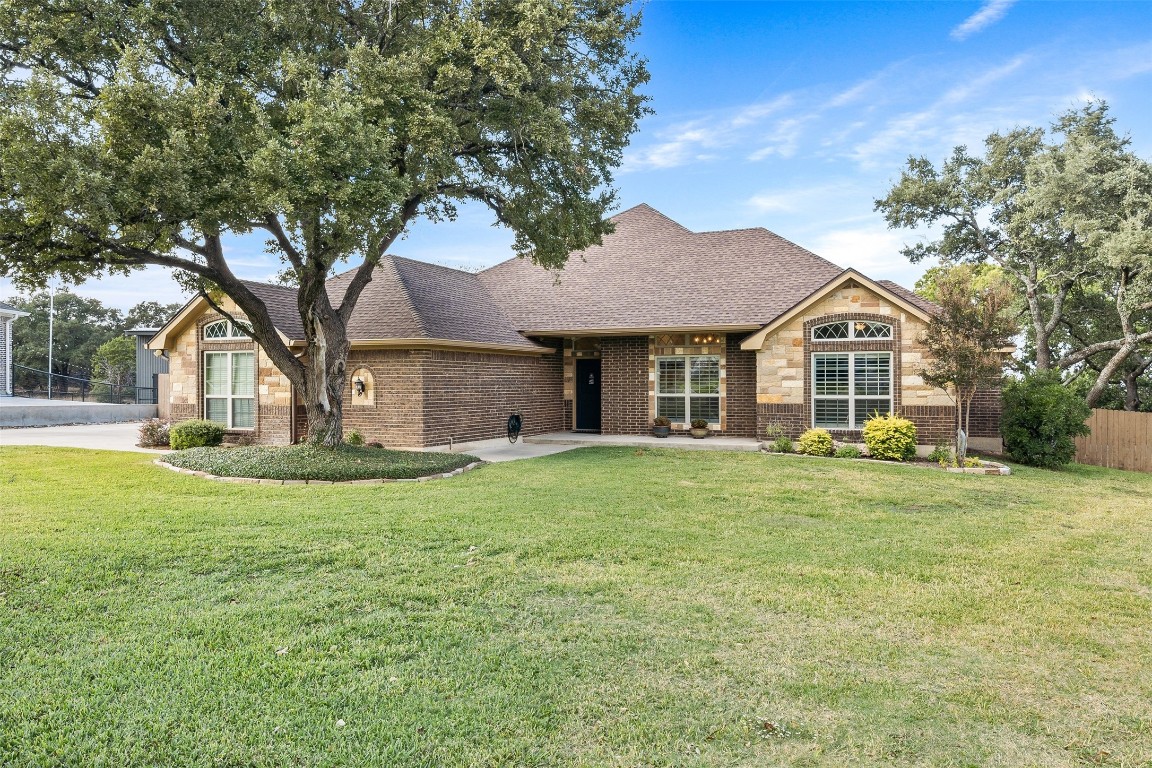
[203, 319, 252, 340]
[812, 320, 892, 341]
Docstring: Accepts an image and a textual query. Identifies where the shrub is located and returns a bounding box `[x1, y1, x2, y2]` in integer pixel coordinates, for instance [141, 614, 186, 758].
[762, 422, 786, 441]
[690, 418, 709, 429]
[1001, 372, 1091, 468]
[769, 436, 794, 454]
[862, 414, 918, 461]
[169, 419, 225, 450]
[163, 444, 478, 481]
[345, 430, 365, 446]
[138, 419, 171, 448]
[834, 445, 862, 459]
[927, 441, 953, 465]
[652, 416, 671, 427]
[796, 428, 834, 456]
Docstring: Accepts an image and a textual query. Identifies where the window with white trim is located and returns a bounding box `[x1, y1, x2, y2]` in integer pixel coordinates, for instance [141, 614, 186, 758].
[204, 351, 255, 429]
[657, 355, 720, 424]
[203, 319, 252, 340]
[812, 352, 892, 429]
[812, 320, 891, 340]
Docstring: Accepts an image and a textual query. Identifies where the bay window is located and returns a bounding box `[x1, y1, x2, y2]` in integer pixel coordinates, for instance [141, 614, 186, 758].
[812, 352, 892, 429]
[204, 351, 255, 429]
[657, 355, 720, 424]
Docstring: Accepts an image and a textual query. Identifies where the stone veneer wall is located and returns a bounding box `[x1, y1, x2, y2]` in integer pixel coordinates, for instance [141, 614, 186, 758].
[753, 282, 1000, 444]
[165, 301, 294, 444]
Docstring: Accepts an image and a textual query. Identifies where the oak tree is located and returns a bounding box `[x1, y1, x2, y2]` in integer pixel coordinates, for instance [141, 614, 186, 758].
[0, 0, 648, 445]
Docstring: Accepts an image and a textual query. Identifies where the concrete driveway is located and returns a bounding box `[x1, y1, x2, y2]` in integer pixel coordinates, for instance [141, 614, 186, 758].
[0, 421, 162, 453]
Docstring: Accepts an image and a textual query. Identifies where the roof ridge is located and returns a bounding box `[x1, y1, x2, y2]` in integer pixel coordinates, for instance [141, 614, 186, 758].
[610, 202, 693, 232]
[239, 277, 296, 292]
[387, 257, 432, 337]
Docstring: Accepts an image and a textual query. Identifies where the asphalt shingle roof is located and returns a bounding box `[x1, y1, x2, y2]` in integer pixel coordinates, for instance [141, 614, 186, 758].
[238, 205, 927, 348]
[477, 203, 846, 332]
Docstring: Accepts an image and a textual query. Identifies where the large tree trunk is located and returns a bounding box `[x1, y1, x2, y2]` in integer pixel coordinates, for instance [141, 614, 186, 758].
[298, 289, 352, 448]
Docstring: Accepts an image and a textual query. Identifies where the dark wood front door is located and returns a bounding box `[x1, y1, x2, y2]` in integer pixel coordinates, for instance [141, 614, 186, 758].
[574, 359, 602, 431]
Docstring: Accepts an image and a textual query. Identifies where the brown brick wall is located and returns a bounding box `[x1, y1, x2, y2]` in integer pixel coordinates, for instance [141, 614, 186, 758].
[968, 386, 1002, 438]
[601, 336, 650, 435]
[725, 335, 758, 437]
[757, 403, 807, 440]
[421, 347, 564, 446]
[291, 346, 564, 448]
[340, 349, 428, 447]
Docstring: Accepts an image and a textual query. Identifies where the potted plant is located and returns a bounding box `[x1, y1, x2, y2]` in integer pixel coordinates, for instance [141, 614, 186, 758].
[652, 416, 671, 438]
[690, 418, 710, 439]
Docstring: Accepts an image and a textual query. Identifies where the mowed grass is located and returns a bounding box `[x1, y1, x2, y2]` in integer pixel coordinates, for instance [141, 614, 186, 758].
[0, 447, 1150, 767]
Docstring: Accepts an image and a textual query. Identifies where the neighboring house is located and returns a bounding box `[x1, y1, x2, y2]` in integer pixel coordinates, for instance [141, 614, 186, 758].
[0, 301, 31, 397]
[125, 328, 169, 405]
[147, 204, 1002, 450]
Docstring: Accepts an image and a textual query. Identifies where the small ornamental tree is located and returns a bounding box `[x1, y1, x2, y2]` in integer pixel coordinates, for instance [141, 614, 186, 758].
[919, 266, 1018, 460]
[0, 0, 649, 447]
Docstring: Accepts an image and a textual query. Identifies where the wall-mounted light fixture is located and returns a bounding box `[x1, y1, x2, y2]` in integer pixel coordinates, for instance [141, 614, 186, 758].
[352, 376, 365, 396]
[691, 334, 720, 345]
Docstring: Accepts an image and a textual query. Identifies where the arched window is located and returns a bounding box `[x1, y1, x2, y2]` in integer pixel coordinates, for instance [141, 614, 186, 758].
[812, 320, 891, 340]
[202, 319, 251, 340]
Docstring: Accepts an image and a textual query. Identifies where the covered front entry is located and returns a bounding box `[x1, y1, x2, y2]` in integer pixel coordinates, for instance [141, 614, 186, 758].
[574, 358, 602, 431]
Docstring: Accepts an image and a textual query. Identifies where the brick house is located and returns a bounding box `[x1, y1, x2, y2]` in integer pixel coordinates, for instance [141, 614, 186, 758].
[0, 300, 30, 397]
[147, 204, 1001, 451]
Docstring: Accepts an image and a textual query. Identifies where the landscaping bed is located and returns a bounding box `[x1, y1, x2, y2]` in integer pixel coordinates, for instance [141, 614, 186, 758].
[162, 443, 479, 481]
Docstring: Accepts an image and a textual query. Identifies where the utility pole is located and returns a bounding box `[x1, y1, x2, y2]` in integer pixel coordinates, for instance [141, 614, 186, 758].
[47, 285, 54, 399]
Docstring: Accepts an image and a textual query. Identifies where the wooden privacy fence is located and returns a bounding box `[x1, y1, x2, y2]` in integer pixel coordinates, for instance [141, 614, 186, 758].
[1075, 409, 1152, 473]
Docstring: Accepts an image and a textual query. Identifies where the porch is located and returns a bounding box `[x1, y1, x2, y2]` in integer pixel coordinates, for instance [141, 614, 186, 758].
[525, 431, 762, 452]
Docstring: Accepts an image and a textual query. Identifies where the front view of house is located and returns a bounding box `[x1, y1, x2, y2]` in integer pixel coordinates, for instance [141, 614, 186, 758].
[147, 204, 1001, 451]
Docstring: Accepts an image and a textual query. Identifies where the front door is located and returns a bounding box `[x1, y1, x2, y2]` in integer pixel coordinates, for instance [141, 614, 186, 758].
[574, 358, 602, 431]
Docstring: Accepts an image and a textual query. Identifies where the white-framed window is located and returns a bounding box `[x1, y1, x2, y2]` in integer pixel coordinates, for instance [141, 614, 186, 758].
[812, 352, 892, 429]
[657, 355, 720, 424]
[812, 320, 892, 340]
[203, 319, 252, 340]
[204, 351, 255, 429]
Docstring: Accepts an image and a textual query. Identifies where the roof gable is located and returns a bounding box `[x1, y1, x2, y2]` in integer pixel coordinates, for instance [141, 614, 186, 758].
[738, 269, 935, 351]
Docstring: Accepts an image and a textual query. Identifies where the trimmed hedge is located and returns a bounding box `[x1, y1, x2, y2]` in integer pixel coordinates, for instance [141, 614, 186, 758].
[162, 443, 479, 481]
[169, 420, 225, 450]
[862, 414, 918, 461]
[796, 428, 834, 456]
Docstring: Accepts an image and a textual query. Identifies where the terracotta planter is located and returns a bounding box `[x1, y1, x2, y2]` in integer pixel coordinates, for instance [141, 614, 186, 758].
[652, 425, 671, 438]
[690, 427, 709, 439]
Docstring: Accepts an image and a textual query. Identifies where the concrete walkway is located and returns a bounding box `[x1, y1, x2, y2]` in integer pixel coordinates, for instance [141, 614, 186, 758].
[525, 431, 763, 452]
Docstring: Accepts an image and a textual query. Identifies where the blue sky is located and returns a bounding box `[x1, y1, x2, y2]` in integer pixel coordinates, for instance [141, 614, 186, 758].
[5, 0, 1152, 311]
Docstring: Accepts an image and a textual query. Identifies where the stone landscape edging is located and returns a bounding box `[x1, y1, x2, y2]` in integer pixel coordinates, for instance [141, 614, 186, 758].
[760, 450, 1011, 475]
[152, 458, 485, 485]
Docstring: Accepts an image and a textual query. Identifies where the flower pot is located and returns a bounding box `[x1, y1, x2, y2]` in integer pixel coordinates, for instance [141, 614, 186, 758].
[651, 425, 670, 438]
[690, 427, 709, 439]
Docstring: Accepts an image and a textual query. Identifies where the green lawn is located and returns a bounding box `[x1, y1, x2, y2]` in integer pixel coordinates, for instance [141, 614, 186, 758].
[1, 446, 1150, 767]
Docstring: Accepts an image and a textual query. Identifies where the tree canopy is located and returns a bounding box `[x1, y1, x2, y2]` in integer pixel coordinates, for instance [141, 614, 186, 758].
[876, 102, 1152, 408]
[0, 0, 649, 444]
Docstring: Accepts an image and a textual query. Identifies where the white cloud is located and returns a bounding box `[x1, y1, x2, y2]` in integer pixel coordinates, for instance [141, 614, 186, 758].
[951, 0, 1017, 41]
[807, 225, 928, 287]
[622, 96, 795, 172]
[848, 55, 1030, 167]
